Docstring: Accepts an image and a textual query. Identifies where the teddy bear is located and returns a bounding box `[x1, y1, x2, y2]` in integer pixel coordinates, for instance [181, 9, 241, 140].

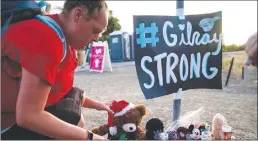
[91, 100, 147, 140]
[211, 113, 228, 140]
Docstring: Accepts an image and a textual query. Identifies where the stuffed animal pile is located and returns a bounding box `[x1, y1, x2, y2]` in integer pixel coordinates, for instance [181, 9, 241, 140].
[91, 100, 234, 140]
[149, 113, 235, 140]
[165, 121, 213, 140]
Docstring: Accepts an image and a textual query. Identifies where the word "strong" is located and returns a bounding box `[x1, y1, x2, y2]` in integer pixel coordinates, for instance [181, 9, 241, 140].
[141, 52, 218, 89]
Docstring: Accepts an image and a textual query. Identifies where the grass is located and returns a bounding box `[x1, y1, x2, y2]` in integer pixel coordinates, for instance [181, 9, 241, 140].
[222, 52, 248, 76]
[222, 44, 245, 52]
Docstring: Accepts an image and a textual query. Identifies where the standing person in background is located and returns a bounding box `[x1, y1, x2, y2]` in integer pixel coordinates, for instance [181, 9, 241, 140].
[1, 0, 112, 140]
[244, 32, 257, 67]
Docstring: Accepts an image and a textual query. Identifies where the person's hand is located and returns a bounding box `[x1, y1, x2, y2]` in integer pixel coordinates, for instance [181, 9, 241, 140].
[98, 101, 114, 115]
[245, 32, 257, 66]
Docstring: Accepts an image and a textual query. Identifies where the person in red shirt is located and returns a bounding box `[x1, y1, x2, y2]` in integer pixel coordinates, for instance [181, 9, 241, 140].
[1, 0, 112, 140]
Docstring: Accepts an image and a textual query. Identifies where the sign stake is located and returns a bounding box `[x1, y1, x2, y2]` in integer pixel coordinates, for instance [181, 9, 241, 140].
[225, 57, 234, 87]
[172, 0, 185, 128]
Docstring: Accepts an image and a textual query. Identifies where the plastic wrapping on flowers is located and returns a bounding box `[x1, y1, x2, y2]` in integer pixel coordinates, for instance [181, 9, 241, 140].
[167, 107, 205, 131]
[165, 107, 205, 140]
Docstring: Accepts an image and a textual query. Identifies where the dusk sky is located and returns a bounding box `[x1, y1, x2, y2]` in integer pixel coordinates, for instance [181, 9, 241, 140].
[48, 1, 257, 45]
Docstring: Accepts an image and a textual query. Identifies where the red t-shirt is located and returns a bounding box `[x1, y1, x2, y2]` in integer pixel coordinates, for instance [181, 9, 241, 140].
[1, 14, 78, 112]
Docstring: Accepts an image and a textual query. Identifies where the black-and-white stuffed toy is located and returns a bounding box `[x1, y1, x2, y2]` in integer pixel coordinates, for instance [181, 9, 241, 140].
[189, 124, 202, 140]
[146, 118, 168, 140]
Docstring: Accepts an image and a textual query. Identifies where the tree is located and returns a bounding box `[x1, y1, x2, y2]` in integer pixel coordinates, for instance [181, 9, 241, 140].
[99, 10, 121, 43]
[104, 10, 121, 36]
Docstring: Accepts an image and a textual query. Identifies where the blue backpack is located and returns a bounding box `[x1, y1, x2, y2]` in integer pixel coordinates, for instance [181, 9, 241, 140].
[1, 0, 67, 63]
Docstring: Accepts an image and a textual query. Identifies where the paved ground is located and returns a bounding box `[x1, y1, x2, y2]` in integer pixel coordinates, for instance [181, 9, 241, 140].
[74, 52, 257, 140]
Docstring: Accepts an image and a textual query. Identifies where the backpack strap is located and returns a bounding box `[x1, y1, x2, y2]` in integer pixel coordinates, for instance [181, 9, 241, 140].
[2, 15, 68, 87]
[17, 15, 66, 87]
[35, 15, 67, 64]
[17, 15, 67, 87]
[1, 1, 67, 64]
[1, 14, 13, 36]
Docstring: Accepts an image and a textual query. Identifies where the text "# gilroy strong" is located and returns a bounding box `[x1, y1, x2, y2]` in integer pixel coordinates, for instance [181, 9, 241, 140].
[135, 19, 222, 89]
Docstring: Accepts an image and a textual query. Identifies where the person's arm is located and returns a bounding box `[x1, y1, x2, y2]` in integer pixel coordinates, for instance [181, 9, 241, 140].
[6, 21, 106, 140]
[245, 32, 257, 66]
[16, 68, 104, 140]
[81, 96, 114, 114]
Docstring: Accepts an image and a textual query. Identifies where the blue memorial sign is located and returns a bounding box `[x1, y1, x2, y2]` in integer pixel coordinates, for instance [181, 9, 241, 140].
[133, 11, 222, 99]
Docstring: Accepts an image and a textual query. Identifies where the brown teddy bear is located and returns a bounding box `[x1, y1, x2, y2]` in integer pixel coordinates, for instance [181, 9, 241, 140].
[92, 100, 147, 140]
